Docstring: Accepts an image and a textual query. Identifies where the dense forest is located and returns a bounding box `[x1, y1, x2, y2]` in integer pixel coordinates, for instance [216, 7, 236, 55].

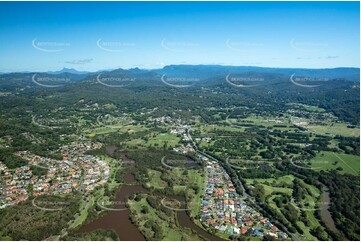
[0, 66, 359, 241]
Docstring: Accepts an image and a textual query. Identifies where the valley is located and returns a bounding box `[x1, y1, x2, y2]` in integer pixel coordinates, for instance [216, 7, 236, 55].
[0, 71, 359, 241]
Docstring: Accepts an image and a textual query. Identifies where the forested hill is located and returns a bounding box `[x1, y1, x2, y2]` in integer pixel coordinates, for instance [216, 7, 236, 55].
[154, 65, 360, 82]
[0, 65, 359, 125]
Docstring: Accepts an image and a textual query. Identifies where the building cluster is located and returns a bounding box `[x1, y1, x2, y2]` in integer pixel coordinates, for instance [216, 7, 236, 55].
[199, 158, 288, 240]
[170, 124, 190, 135]
[151, 116, 174, 124]
[0, 141, 109, 209]
[170, 123, 195, 153]
[0, 162, 29, 208]
[173, 143, 195, 154]
[288, 109, 337, 123]
[195, 137, 212, 143]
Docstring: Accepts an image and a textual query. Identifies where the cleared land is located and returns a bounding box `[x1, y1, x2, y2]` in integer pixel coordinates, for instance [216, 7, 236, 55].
[310, 151, 360, 176]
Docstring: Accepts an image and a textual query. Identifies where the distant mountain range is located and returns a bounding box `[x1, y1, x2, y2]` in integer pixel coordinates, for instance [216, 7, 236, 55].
[47, 68, 92, 75]
[0, 64, 358, 125]
[49, 65, 360, 82]
[152, 65, 360, 82]
[1, 65, 359, 84]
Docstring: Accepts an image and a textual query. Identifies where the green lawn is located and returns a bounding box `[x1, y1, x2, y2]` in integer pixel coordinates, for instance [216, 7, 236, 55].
[187, 168, 205, 218]
[128, 197, 200, 241]
[71, 197, 94, 229]
[125, 138, 146, 147]
[260, 177, 322, 241]
[310, 151, 360, 176]
[306, 123, 359, 137]
[245, 175, 295, 185]
[146, 169, 167, 189]
[173, 185, 187, 193]
[240, 115, 287, 127]
[146, 133, 181, 147]
[296, 221, 318, 241]
[288, 103, 326, 113]
[262, 184, 293, 196]
[84, 124, 148, 137]
[201, 124, 246, 133]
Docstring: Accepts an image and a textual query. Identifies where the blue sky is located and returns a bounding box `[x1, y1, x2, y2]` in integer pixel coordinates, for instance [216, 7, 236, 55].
[0, 1, 359, 72]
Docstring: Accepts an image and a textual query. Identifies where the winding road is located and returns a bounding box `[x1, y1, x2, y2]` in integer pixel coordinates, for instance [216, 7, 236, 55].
[187, 128, 300, 241]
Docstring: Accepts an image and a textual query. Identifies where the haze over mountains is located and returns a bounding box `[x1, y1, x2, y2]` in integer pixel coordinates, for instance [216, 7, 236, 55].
[2, 65, 359, 82]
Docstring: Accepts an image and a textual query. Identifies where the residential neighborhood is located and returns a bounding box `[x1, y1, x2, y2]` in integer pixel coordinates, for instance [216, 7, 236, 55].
[199, 157, 288, 240]
[0, 141, 109, 209]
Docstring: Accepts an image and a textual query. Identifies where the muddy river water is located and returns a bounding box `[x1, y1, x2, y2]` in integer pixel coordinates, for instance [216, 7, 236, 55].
[77, 176, 147, 240]
[319, 186, 339, 233]
[77, 167, 222, 240]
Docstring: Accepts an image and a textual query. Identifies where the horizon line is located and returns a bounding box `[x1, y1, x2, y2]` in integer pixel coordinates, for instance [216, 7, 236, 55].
[1, 64, 360, 74]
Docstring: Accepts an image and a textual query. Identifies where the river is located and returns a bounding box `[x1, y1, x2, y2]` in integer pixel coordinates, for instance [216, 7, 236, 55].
[165, 195, 224, 241]
[76, 171, 147, 240]
[77, 156, 221, 240]
[319, 186, 339, 233]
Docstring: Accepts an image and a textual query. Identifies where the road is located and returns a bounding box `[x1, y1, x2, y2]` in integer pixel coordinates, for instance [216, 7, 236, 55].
[59, 166, 89, 239]
[187, 128, 301, 241]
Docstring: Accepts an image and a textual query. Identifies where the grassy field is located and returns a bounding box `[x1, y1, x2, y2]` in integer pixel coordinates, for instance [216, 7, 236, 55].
[71, 197, 94, 229]
[84, 126, 119, 137]
[84, 124, 148, 137]
[198, 140, 215, 149]
[187, 168, 205, 218]
[288, 103, 326, 113]
[245, 175, 295, 185]
[237, 115, 288, 127]
[294, 180, 322, 241]
[125, 138, 146, 147]
[147, 133, 181, 148]
[262, 184, 293, 196]
[306, 122, 359, 137]
[146, 169, 167, 189]
[245, 175, 295, 197]
[128, 197, 201, 241]
[248, 175, 322, 241]
[224, 115, 298, 133]
[310, 151, 360, 176]
[200, 124, 246, 133]
[129, 197, 182, 240]
[145, 165, 204, 220]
